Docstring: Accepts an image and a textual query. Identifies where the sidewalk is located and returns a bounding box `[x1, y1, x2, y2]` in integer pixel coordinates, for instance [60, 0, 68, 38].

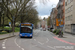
[0, 32, 19, 40]
[56, 32, 75, 44]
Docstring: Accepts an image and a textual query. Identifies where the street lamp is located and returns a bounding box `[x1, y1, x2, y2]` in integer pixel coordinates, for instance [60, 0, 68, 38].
[13, 16, 15, 36]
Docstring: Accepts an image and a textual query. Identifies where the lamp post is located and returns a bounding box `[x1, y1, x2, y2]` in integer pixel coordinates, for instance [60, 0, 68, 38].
[13, 16, 15, 36]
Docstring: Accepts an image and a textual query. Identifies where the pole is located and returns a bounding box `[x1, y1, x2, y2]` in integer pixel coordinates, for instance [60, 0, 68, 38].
[13, 16, 15, 36]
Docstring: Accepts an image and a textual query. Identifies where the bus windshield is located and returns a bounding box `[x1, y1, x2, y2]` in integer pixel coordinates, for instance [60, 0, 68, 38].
[21, 26, 32, 33]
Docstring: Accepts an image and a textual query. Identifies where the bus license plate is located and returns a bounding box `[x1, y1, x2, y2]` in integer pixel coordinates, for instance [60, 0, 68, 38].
[25, 36, 27, 37]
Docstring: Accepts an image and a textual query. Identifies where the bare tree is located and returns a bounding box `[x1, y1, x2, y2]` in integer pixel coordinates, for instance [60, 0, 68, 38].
[39, 0, 50, 4]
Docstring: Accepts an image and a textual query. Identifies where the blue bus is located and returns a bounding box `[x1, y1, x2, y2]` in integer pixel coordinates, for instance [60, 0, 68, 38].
[19, 23, 33, 38]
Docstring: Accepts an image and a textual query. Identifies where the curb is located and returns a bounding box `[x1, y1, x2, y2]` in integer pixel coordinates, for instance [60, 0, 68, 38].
[0, 35, 16, 40]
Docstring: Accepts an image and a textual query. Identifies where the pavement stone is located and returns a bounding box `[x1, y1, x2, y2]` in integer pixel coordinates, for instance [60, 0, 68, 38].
[0, 32, 19, 40]
[56, 32, 75, 43]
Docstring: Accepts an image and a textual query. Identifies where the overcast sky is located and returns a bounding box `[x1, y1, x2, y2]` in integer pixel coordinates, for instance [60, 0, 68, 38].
[35, 0, 59, 19]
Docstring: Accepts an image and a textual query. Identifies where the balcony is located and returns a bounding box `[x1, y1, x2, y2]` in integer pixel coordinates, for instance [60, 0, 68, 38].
[58, 2, 63, 8]
[58, 9, 62, 14]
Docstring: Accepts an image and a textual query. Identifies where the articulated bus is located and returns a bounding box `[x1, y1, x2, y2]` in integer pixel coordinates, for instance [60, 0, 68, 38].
[19, 23, 33, 38]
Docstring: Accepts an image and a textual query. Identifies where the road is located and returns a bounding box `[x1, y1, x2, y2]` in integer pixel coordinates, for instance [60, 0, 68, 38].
[0, 29, 75, 50]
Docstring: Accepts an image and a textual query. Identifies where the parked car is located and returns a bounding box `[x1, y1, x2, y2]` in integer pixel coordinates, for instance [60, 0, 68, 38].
[40, 27, 42, 31]
[52, 29, 55, 32]
[43, 28, 46, 31]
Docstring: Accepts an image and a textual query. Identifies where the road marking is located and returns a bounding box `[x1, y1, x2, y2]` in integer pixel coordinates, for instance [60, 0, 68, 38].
[47, 46, 56, 50]
[34, 39, 36, 41]
[46, 38, 49, 43]
[22, 48, 24, 50]
[2, 44, 5, 46]
[54, 37, 75, 45]
[38, 41, 44, 45]
[2, 47, 6, 49]
[35, 30, 40, 35]
[14, 38, 25, 50]
[2, 39, 7, 49]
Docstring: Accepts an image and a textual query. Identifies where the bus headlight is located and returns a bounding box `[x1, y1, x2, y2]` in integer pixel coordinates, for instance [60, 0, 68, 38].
[20, 34, 22, 36]
[30, 35, 32, 36]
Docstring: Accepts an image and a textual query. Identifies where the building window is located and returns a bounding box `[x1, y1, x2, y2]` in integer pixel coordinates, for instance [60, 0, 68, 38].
[71, 5, 73, 11]
[70, 15, 72, 20]
[65, 15, 72, 21]
[65, 2, 67, 6]
[67, 0, 73, 4]
[65, 5, 73, 14]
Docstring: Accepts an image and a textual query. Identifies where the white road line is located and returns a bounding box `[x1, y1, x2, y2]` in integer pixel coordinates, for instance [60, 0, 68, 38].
[2, 44, 5, 46]
[34, 39, 36, 41]
[47, 46, 56, 50]
[2, 47, 6, 49]
[2, 39, 7, 49]
[4, 39, 7, 42]
[14, 38, 25, 50]
[14, 38, 21, 48]
[38, 41, 44, 45]
[18, 46, 21, 48]
[35, 30, 40, 35]
[46, 38, 49, 43]
[22, 48, 24, 50]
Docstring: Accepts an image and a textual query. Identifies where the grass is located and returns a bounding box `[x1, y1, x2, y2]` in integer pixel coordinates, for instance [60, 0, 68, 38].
[0, 31, 8, 35]
[0, 27, 12, 30]
[15, 27, 20, 32]
[4, 27, 20, 32]
[0, 27, 20, 35]
[2, 27, 20, 32]
[0, 32, 8, 35]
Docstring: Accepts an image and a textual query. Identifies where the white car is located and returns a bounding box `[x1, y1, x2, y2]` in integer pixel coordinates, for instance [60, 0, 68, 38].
[40, 27, 42, 30]
[43, 28, 46, 31]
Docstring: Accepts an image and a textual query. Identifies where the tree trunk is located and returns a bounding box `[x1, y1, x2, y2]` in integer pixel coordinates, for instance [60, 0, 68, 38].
[14, 21, 15, 32]
[21, 16, 23, 23]
[2, 16, 4, 30]
[0, 16, 1, 27]
[12, 21, 15, 32]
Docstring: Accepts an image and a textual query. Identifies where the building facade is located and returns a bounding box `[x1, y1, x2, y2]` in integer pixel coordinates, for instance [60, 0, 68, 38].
[56, 0, 65, 31]
[65, 0, 75, 34]
[50, 8, 58, 29]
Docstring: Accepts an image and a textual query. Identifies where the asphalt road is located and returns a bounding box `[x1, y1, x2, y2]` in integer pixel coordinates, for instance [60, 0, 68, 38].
[0, 29, 75, 50]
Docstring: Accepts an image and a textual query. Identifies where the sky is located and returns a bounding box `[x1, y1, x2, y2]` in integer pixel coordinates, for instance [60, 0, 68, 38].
[35, 0, 59, 19]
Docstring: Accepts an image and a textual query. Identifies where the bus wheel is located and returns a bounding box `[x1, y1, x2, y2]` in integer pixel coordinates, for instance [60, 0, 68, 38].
[30, 37, 33, 38]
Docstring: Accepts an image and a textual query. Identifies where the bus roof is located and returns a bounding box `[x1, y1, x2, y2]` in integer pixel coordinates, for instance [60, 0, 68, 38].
[20, 23, 33, 25]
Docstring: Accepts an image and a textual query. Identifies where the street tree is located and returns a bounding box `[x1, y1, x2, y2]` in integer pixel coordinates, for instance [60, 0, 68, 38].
[1, 0, 34, 31]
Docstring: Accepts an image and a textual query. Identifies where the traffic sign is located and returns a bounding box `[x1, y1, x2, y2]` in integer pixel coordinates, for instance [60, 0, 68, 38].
[9, 22, 11, 25]
[9, 22, 11, 27]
